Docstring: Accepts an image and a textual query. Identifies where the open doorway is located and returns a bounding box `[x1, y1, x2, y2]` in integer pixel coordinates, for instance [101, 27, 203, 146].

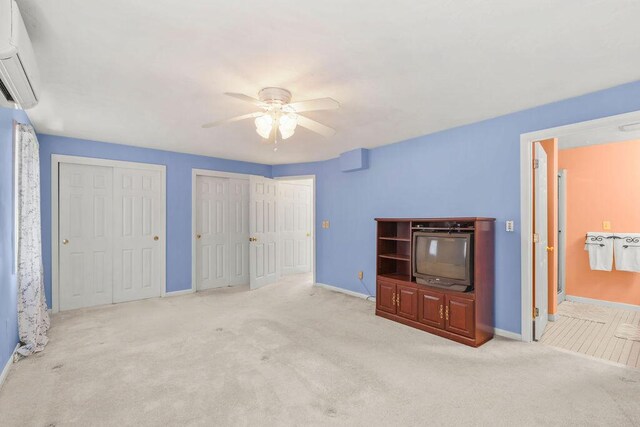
[521, 112, 640, 369]
[275, 175, 316, 287]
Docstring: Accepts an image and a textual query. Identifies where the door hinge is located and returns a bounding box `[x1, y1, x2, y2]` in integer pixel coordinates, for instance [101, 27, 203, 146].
[533, 159, 540, 169]
[534, 307, 539, 318]
[533, 233, 540, 243]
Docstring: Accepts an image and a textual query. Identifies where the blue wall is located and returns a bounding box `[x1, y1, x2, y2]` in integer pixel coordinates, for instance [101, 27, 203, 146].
[0, 107, 31, 371]
[38, 135, 272, 305]
[273, 80, 640, 334]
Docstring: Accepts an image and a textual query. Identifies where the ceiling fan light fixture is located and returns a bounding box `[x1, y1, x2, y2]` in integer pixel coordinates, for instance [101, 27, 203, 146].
[278, 113, 298, 140]
[255, 114, 273, 139]
[203, 87, 338, 144]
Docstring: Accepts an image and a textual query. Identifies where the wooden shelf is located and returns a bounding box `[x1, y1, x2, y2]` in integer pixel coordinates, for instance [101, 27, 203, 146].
[412, 227, 475, 231]
[379, 237, 411, 242]
[378, 273, 412, 282]
[379, 253, 410, 261]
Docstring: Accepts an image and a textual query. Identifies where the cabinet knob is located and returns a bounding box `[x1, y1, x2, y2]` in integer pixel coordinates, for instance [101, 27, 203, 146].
[154, 236, 159, 241]
[196, 234, 201, 239]
[62, 239, 69, 245]
[546, 246, 554, 252]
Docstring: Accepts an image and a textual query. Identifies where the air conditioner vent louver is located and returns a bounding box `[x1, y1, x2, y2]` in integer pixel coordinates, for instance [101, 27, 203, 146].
[0, 78, 14, 102]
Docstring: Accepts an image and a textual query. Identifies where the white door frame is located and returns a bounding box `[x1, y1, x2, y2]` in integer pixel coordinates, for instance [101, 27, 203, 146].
[275, 175, 317, 285]
[519, 109, 640, 342]
[557, 169, 567, 304]
[51, 154, 167, 313]
[191, 169, 265, 292]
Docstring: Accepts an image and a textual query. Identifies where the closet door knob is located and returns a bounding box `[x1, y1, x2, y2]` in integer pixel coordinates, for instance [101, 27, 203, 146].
[154, 236, 159, 241]
[196, 234, 201, 239]
[62, 239, 69, 245]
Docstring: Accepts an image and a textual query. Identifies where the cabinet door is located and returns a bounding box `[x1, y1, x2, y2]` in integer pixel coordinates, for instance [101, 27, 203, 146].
[377, 279, 397, 314]
[445, 296, 475, 338]
[397, 285, 418, 321]
[418, 289, 445, 329]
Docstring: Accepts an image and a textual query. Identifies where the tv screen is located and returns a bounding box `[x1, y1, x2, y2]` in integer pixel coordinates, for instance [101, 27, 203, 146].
[414, 233, 470, 282]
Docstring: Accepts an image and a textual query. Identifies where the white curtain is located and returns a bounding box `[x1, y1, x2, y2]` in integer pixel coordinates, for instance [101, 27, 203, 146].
[16, 123, 49, 357]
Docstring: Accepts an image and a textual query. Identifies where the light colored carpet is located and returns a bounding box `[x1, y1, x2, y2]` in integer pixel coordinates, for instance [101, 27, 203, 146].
[558, 301, 611, 323]
[616, 323, 640, 342]
[1, 274, 639, 426]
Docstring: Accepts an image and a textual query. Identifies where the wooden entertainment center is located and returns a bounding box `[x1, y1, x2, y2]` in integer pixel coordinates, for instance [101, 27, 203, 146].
[375, 217, 495, 347]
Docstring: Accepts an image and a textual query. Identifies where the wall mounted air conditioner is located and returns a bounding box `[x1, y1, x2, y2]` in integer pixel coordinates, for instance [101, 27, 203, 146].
[0, 0, 39, 109]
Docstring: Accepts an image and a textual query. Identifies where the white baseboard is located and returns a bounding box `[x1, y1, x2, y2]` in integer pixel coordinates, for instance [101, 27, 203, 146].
[164, 288, 195, 297]
[494, 328, 522, 341]
[0, 343, 20, 391]
[566, 295, 640, 312]
[314, 283, 375, 302]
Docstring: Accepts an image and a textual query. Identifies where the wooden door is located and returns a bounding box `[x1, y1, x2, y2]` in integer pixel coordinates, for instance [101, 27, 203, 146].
[59, 163, 113, 310]
[376, 279, 396, 314]
[112, 167, 164, 303]
[445, 296, 475, 338]
[397, 284, 418, 321]
[418, 289, 445, 329]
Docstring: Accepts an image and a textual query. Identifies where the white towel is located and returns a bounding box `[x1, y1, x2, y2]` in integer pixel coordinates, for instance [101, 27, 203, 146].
[614, 233, 640, 272]
[584, 232, 613, 271]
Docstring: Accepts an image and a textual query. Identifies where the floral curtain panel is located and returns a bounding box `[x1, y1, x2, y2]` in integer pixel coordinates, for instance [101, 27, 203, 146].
[16, 123, 49, 357]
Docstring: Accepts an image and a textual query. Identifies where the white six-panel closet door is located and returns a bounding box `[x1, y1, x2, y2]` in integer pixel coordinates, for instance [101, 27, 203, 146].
[279, 182, 312, 275]
[228, 178, 250, 286]
[249, 176, 280, 290]
[195, 176, 230, 290]
[112, 167, 164, 303]
[59, 163, 114, 311]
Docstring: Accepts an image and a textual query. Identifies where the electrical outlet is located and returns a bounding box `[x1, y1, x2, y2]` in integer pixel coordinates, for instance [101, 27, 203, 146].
[506, 220, 514, 232]
[358, 271, 363, 280]
[322, 220, 330, 229]
[602, 221, 611, 230]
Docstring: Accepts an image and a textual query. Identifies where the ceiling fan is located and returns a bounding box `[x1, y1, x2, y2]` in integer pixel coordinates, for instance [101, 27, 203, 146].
[202, 87, 340, 147]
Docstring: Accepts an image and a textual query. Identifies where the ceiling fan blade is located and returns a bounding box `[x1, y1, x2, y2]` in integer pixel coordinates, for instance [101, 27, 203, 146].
[287, 97, 340, 113]
[296, 115, 336, 137]
[224, 92, 267, 107]
[202, 112, 262, 128]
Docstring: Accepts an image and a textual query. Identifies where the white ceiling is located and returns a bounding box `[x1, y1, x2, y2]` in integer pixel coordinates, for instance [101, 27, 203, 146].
[19, 0, 640, 165]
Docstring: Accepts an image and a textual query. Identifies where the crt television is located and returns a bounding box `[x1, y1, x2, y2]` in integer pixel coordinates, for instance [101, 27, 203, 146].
[412, 232, 473, 292]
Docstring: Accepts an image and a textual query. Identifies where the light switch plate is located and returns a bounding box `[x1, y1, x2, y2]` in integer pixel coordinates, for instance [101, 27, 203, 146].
[506, 220, 514, 232]
[602, 220, 611, 230]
